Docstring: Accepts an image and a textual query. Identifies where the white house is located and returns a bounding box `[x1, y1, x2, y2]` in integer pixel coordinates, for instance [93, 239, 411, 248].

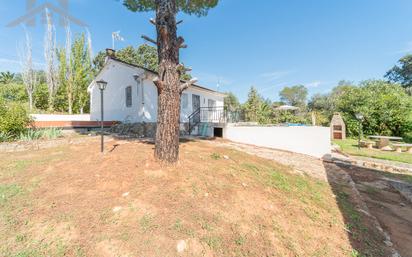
[88, 56, 226, 136]
[85, 54, 331, 158]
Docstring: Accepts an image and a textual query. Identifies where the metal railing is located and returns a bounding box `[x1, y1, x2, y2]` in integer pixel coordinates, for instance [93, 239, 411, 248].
[187, 107, 233, 134]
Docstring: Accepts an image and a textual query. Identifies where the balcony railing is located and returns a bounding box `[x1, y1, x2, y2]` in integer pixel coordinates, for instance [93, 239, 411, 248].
[187, 107, 243, 134]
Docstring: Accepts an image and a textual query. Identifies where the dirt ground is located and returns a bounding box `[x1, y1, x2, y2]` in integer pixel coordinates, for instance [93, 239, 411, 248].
[339, 164, 412, 257]
[212, 139, 411, 256]
[0, 136, 403, 256]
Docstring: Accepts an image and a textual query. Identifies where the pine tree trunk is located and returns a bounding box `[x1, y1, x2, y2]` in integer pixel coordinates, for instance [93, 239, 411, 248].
[154, 0, 181, 163]
[48, 93, 54, 112]
[68, 93, 73, 115]
[28, 93, 33, 111]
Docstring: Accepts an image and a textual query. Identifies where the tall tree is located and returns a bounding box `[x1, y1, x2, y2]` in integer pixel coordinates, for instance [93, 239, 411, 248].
[279, 85, 308, 107]
[243, 86, 263, 122]
[224, 92, 240, 111]
[123, 0, 218, 163]
[57, 32, 92, 114]
[71, 33, 92, 114]
[385, 54, 412, 95]
[57, 25, 72, 113]
[20, 30, 37, 111]
[44, 9, 59, 111]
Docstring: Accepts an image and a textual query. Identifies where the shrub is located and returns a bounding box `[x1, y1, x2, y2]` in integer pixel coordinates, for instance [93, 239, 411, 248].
[0, 132, 11, 142]
[210, 153, 221, 160]
[0, 83, 27, 103]
[41, 128, 63, 140]
[0, 101, 32, 139]
[18, 128, 63, 141]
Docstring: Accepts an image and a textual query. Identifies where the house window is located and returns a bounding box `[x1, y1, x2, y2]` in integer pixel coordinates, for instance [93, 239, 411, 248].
[208, 99, 216, 108]
[125, 86, 132, 107]
[181, 93, 188, 109]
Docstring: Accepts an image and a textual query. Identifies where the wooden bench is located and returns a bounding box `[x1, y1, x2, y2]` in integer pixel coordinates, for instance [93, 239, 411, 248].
[392, 143, 412, 153]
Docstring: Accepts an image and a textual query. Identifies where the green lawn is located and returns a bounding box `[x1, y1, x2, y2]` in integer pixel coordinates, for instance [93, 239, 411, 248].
[334, 138, 412, 165]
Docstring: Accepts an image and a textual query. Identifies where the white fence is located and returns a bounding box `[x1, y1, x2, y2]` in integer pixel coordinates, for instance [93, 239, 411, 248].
[223, 125, 331, 158]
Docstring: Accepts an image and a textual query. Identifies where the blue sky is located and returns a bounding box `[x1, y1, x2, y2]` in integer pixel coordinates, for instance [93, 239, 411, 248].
[1, 0, 412, 102]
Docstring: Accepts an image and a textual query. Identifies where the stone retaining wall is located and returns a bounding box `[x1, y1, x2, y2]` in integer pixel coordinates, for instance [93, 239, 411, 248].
[110, 122, 157, 137]
[110, 122, 191, 138]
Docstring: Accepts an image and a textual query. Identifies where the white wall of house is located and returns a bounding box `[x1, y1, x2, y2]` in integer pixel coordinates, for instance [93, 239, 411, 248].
[89, 59, 224, 123]
[180, 87, 224, 122]
[223, 125, 331, 158]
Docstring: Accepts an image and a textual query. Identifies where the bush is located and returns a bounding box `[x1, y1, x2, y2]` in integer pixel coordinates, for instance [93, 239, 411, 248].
[0, 83, 27, 103]
[18, 128, 63, 141]
[18, 129, 42, 141]
[0, 101, 32, 139]
[41, 128, 62, 140]
[0, 132, 11, 142]
[33, 83, 49, 111]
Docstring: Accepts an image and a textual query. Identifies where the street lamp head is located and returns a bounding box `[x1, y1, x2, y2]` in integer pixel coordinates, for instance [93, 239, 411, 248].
[355, 113, 364, 121]
[96, 80, 107, 91]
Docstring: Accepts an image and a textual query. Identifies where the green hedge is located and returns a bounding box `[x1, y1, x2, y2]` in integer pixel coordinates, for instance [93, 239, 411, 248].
[0, 100, 32, 140]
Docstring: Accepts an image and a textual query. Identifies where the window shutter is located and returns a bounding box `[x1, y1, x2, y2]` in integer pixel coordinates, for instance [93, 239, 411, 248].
[126, 86, 132, 107]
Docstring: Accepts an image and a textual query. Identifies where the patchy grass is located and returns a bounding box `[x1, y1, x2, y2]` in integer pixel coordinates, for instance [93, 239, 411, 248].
[335, 185, 388, 257]
[334, 138, 412, 164]
[0, 137, 387, 256]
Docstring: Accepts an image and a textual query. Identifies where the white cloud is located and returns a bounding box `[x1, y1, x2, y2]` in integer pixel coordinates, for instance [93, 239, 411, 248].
[0, 58, 20, 65]
[305, 81, 322, 88]
[394, 41, 412, 54]
[0, 57, 44, 70]
[260, 70, 294, 81]
[193, 71, 233, 88]
[259, 82, 289, 93]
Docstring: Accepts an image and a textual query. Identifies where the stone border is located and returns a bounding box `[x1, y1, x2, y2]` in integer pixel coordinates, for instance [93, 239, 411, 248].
[332, 154, 412, 174]
[0, 136, 97, 153]
[333, 162, 401, 257]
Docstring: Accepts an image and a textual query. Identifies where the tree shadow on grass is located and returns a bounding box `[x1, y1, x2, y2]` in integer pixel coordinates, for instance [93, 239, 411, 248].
[322, 160, 394, 257]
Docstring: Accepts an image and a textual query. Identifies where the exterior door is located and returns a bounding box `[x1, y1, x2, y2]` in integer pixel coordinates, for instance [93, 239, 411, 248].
[192, 94, 200, 122]
[208, 99, 216, 121]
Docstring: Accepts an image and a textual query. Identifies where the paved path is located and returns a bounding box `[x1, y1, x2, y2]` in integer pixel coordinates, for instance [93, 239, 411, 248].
[212, 140, 329, 181]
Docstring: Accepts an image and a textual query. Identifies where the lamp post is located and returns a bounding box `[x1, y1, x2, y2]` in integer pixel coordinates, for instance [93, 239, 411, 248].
[355, 113, 364, 150]
[97, 80, 107, 153]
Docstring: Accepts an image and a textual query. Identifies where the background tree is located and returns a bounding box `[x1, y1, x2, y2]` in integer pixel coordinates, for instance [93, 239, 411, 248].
[385, 54, 412, 94]
[44, 9, 59, 111]
[257, 98, 273, 124]
[0, 83, 28, 103]
[123, 0, 218, 163]
[334, 80, 412, 137]
[279, 85, 308, 107]
[93, 44, 190, 79]
[94, 44, 158, 72]
[243, 86, 263, 122]
[224, 92, 240, 111]
[71, 33, 92, 114]
[0, 72, 15, 84]
[20, 30, 38, 111]
[308, 93, 333, 126]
